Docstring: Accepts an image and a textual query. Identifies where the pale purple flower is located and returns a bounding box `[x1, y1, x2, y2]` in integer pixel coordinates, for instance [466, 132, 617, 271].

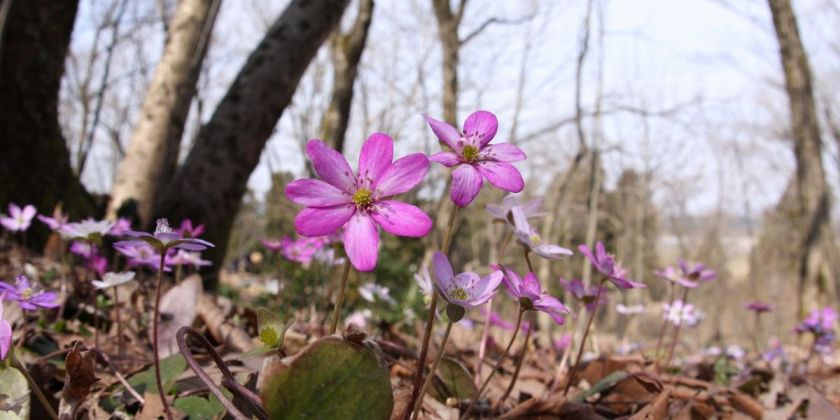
[432, 252, 502, 310]
[677, 258, 716, 287]
[285, 134, 432, 271]
[345, 309, 372, 330]
[486, 194, 545, 224]
[0, 295, 10, 360]
[478, 307, 514, 330]
[559, 278, 608, 311]
[313, 247, 344, 266]
[726, 345, 745, 360]
[500, 266, 571, 325]
[1, 203, 36, 232]
[70, 241, 94, 258]
[108, 217, 133, 236]
[0, 275, 58, 310]
[795, 306, 837, 334]
[654, 265, 696, 288]
[178, 219, 205, 238]
[744, 300, 774, 314]
[59, 218, 115, 242]
[512, 208, 573, 260]
[554, 333, 572, 352]
[358, 282, 395, 305]
[425, 111, 526, 206]
[115, 242, 170, 271]
[167, 250, 212, 268]
[762, 337, 786, 362]
[116, 218, 213, 252]
[89, 255, 107, 275]
[92, 271, 136, 290]
[261, 239, 283, 252]
[663, 300, 700, 327]
[579, 242, 646, 289]
[38, 209, 69, 231]
[616, 303, 645, 315]
[413, 267, 433, 296]
[281, 236, 327, 266]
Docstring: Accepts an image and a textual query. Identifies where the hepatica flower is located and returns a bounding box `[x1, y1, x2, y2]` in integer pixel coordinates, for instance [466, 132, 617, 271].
[92, 271, 136, 290]
[115, 242, 169, 271]
[414, 267, 433, 297]
[118, 219, 213, 253]
[261, 239, 283, 253]
[559, 278, 608, 311]
[579, 242, 645, 289]
[285, 134, 432, 271]
[0, 296, 11, 360]
[432, 252, 502, 321]
[178, 219, 205, 238]
[512, 207, 573, 260]
[678, 258, 716, 287]
[486, 195, 545, 224]
[744, 300, 774, 314]
[60, 218, 116, 244]
[38, 209, 69, 231]
[654, 265, 696, 289]
[358, 282, 395, 305]
[167, 250, 212, 268]
[663, 300, 701, 327]
[280, 236, 328, 266]
[500, 266, 571, 325]
[1, 203, 36, 232]
[108, 217, 133, 236]
[425, 111, 526, 206]
[0, 275, 59, 310]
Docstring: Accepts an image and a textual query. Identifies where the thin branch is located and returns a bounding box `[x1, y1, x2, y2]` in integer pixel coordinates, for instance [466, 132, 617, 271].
[460, 12, 536, 45]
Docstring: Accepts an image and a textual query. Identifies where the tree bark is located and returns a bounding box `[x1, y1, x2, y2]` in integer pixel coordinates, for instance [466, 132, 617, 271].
[108, 0, 221, 224]
[0, 0, 94, 242]
[767, 0, 836, 311]
[431, 0, 463, 125]
[154, 0, 349, 285]
[319, 0, 374, 153]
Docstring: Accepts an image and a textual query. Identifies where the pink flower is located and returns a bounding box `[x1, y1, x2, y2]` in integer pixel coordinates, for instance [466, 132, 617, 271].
[0, 275, 59, 310]
[0, 295, 11, 360]
[117, 219, 213, 253]
[38, 209, 69, 231]
[512, 207, 573, 260]
[432, 252, 502, 310]
[285, 134, 432, 271]
[559, 278, 608, 311]
[744, 300, 773, 313]
[1, 203, 36, 232]
[261, 239, 283, 252]
[500, 266, 571, 325]
[554, 333, 572, 352]
[425, 111, 526, 206]
[108, 217, 133, 236]
[280, 236, 327, 266]
[486, 194, 545, 224]
[178, 219, 205, 238]
[677, 259, 716, 287]
[579, 242, 646, 289]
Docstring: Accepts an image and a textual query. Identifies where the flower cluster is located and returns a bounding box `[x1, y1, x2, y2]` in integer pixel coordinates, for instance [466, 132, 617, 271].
[794, 306, 837, 354]
[663, 300, 702, 327]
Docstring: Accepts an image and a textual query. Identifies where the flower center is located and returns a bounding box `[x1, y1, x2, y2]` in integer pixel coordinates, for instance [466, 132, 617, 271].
[529, 232, 542, 245]
[450, 287, 468, 301]
[352, 188, 374, 208]
[22, 288, 33, 299]
[462, 145, 479, 163]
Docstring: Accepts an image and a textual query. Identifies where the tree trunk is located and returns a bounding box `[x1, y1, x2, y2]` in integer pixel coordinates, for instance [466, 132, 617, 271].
[0, 0, 95, 244]
[154, 0, 349, 286]
[319, 0, 374, 153]
[431, 0, 461, 125]
[767, 0, 836, 312]
[108, 0, 220, 224]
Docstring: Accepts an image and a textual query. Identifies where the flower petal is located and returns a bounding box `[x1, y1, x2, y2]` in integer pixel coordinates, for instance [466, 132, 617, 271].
[0, 319, 11, 360]
[432, 252, 455, 294]
[285, 179, 352, 207]
[511, 207, 530, 234]
[372, 201, 432, 237]
[500, 265, 522, 297]
[305, 139, 356, 193]
[475, 161, 524, 193]
[375, 153, 430, 197]
[21, 205, 36, 220]
[533, 244, 574, 260]
[295, 205, 355, 237]
[479, 143, 526, 162]
[423, 114, 461, 150]
[463, 110, 498, 147]
[429, 152, 460, 167]
[343, 213, 379, 272]
[474, 271, 504, 299]
[450, 164, 483, 207]
[357, 133, 394, 185]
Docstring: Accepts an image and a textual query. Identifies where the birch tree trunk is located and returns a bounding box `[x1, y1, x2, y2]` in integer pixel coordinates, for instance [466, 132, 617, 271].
[154, 0, 348, 285]
[319, 0, 374, 153]
[766, 0, 836, 312]
[108, 0, 220, 224]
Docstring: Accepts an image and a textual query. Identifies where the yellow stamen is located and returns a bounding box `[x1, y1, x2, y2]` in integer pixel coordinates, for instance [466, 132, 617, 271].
[353, 188, 374, 208]
[450, 287, 468, 301]
[462, 145, 479, 163]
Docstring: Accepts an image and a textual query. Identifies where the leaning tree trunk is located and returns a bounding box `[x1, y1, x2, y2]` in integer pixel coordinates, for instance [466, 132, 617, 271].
[319, 0, 374, 154]
[767, 0, 836, 313]
[0, 0, 95, 246]
[108, 0, 220, 224]
[154, 0, 349, 286]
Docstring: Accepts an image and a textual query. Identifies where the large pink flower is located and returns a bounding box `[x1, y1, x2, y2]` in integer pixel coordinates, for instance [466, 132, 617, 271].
[425, 111, 526, 207]
[285, 134, 432, 271]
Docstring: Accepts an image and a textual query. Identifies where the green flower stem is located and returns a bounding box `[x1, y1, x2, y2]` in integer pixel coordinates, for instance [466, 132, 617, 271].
[410, 320, 454, 420]
[464, 307, 525, 418]
[663, 287, 691, 372]
[9, 349, 58, 420]
[328, 258, 353, 334]
[563, 277, 606, 396]
[404, 204, 460, 420]
[153, 252, 174, 420]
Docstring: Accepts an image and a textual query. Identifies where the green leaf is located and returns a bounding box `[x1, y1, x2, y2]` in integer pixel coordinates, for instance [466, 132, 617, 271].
[0, 366, 30, 419]
[429, 358, 477, 402]
[128, 354, 187, 394]
[261, 336, 393, 420]
[173, 395, 225, 419]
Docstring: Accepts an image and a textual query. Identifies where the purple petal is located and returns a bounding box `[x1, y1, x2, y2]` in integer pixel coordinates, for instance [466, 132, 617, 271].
[595, 242, 608, 262]
[306, 139, 356, 193]
[521, 273, 542, 300]
[521, 198, 544, 217]
[7, 204, 20, 217]
[0, 319, 11, 360]
[31, 292, 59, 308]
[423, 114, 461, 150]
[500, 265, 522, 297]
[358, 133, 394, 185]
[578, 244, 597, 265]
[474, 271, 504, 300]
[429, 152, 461, 167]
[450, 164, 483, 207]
[375, 153, 430, 197]
[511, 207, 530, 234]
[343, 213, 379, 272]
[463, 111, 498, 147]
[0, 218, 17, 231]
[479, 143, 526, 162]
[475, 161, 524, 193]
[485, 204, 506, 220]
[124, 230, 154, 238]
[286, 179, 351, 207]
[432, 252, 455, 292]
[533, 244, 574, 260]
[21, 205, 36, 220]
[295, 205, 355, 237]
[371, 201, 432, 237]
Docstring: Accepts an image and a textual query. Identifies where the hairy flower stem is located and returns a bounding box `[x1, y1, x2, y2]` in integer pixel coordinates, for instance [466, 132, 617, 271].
[404, 205, 460, 420]
[563, 277, 606, 396]
[464, 307, 525, 418]
[10, 349, 58, 420]
[115, 285, 124, 356]
[410, 321, 453, 420]
[663, 288, 691, 372]
[475, 231, 514, 387]
[328, 259, 353, 334]
[153, 253, 174, 420]
[653, 282, 676, 371]
[497, 311, 535, 407]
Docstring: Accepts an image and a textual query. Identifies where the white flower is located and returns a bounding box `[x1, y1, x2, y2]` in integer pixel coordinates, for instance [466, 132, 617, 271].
[358, 282, 394, 305]
[264, 279, 282, 295]
[92, 271, 136, 290]
[345, 309, 372, 329]
[663, 300, 700, 326]
[413, 267, 433, 296]
[616, 304, 645, 315]
[726, 345, 745, 360]
[60, 218, 115, 241]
